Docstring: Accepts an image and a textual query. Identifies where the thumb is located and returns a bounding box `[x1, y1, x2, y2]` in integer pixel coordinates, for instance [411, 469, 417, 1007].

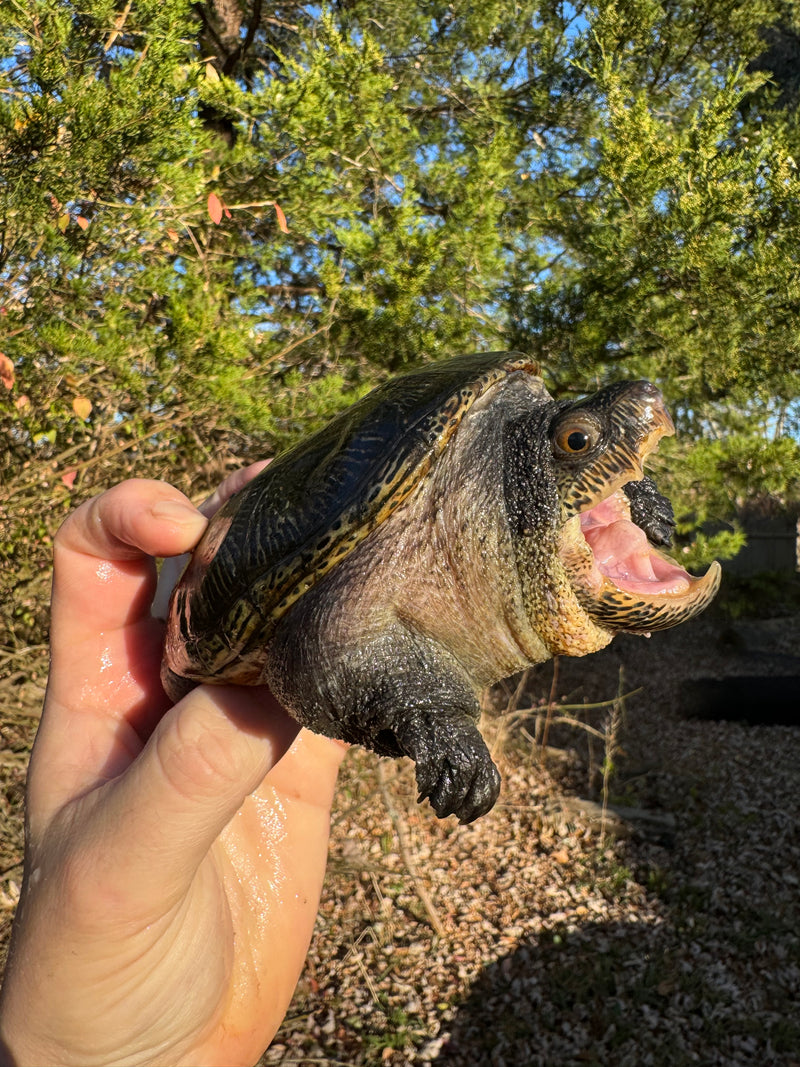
[96, 685, 300, 909]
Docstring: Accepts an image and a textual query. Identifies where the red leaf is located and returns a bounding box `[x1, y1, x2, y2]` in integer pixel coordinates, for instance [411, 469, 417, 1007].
[61, 469, 77, 489]
[0, 353, 14, 390]
[207, 193, 223, 225]
[76, 215, 90, 231]
[273, 202, 289, 234]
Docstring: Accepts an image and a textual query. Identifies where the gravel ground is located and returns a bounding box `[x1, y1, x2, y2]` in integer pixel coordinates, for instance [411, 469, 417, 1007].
[263, 615, 800, 1067]
[2, 616, 799, 1067]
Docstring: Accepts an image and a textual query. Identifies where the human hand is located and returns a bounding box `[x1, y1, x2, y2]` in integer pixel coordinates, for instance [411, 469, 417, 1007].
[0, 474, 346, 1066]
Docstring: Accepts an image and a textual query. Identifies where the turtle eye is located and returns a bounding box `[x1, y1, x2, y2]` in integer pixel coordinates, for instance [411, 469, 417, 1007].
[552, 415, 601, 457]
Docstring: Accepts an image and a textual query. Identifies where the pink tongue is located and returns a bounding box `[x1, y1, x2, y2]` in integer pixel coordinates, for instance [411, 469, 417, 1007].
[583, 519, 690, 594]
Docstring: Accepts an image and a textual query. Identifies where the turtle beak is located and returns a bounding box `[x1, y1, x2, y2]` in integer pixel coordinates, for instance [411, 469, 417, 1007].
[610, 382, 675, 485]
[554, 381, 677, 516]
[634, 392, 675, 479]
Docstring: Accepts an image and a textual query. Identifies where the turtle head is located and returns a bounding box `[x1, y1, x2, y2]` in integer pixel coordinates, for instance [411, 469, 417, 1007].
[550, 380, 674, 515]
[505, 378, 720, 657]
[551, 380, 720, 637]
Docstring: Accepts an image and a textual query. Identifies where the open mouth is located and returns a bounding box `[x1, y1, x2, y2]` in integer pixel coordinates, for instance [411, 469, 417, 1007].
[561, 483, 721, 633]
[578, 489, 692, 597]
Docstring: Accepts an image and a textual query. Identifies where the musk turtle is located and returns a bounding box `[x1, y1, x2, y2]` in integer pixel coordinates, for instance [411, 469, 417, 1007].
[162, 351, 720, 822]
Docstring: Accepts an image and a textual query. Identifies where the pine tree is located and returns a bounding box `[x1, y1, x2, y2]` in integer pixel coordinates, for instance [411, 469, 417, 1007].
[3, 1, 800, 646]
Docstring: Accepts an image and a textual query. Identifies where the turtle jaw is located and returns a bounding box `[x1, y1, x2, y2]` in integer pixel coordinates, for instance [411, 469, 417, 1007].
[633, 410, 674, 482]
[560, 487, 721, 634]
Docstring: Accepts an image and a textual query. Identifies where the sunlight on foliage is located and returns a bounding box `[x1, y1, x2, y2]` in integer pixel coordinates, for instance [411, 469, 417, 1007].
[2, 0, 800, 639]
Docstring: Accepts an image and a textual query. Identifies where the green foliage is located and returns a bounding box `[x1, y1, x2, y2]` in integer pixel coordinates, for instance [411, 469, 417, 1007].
[677, 528, 746, 573]
[1, 0, 208, 452]
[3, 0, 800, 648]
[516, 5, 800, 409]
[679, 433, 800, 514]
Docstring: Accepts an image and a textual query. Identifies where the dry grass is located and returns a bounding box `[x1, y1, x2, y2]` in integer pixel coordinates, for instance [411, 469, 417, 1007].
[0, 645, 47, 969]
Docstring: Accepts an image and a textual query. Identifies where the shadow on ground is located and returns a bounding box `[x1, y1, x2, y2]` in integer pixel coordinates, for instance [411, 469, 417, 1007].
[434, 902, 800, 1067]
[432, 620, 800, 1067]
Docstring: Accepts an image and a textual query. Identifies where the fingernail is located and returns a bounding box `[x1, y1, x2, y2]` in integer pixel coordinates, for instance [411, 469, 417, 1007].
[151, 499, 206, 528]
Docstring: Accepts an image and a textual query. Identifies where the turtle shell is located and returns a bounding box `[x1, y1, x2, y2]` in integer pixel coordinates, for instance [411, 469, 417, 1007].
[167, 351, 538, 681]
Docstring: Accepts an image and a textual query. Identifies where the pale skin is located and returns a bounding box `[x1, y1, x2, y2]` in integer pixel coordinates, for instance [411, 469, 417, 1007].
[0, 471, 346, 1067]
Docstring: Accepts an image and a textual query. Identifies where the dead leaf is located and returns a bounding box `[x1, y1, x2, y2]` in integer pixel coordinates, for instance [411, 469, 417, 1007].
[207, 193, 223, 225]
[552, 849, 570, 865]
[0, 353, 14, 389]
[14, 394, 29, 410]
[76, 215, 90, 231]
[72, 396, 92, 420]
[273, 201, 289, 233]
[61, 469, 77, 489]
[166, 228, 179, 242]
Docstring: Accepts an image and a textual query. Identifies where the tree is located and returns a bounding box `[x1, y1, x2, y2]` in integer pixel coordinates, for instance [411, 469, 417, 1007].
[2, 0, 800, 646]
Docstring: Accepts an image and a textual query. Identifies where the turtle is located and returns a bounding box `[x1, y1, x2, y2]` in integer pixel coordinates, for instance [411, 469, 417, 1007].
[162, 351, 721, 823]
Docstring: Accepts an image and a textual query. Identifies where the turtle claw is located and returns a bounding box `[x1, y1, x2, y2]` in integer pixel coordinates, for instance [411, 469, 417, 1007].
[415, 743, 501, 823]
[458, 761, 502, 824]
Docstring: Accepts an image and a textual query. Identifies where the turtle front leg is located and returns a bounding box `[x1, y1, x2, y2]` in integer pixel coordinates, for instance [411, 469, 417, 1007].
[266, 621, 501, 823]
[329, 629, 501, 823]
